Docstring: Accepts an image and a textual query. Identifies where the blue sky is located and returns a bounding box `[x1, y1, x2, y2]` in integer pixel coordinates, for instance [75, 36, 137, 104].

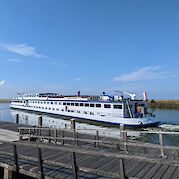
[0, 0, 179, 99]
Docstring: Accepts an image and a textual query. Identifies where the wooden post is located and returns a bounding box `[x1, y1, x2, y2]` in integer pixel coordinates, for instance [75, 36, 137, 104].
[15, 114, 19, 124]
[119, 158, 126, 179]
[54, 129, 57, 143]
[28, 129, 31, 141]
[120, 124, 127, 152]
[48, 129, 51, 143]
[3, 167, 12, 179]
[38, 128, 42, 142]
[18, 128, 23, 141]
[38, 116, 43, 127]
[37, 147, 44, 179]
[61, 130, 64, 145]
[71, 152, 78, 179]
[71, 119, 76, 146]
[13, 144, 19, 172]
[159, 133, 165, 157]
[95, 130, 99, 148]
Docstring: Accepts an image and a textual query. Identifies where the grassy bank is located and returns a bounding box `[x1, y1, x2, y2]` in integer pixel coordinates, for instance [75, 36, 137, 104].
[148, 100, 179, 109]
[0, 99, 11, 103]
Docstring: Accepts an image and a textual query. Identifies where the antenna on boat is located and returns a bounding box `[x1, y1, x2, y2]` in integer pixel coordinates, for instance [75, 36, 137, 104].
[114, 90, 136, 100]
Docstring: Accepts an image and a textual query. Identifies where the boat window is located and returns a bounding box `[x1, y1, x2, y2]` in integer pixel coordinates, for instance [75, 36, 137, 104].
[90, 104, 94, 107]
[75, 103, 79, 106]
[71, 103, 74, 106]
[47, 102, 49, 104]
[104, 104, 111, 108]
[63, 102, 66, 105]
[96, 104, 101, 108]
[59, 102, 62, 105]
[67, 103, 70, 106]
[80, 103, 84, 106]
[113, 105, 122, 109]
[51, 102, 53, 104]
[41, 102, 43, 104]
[44, 102, 46, 104]
[85, 103, 89, 107]
[49, 108, 51, 110]
[38, 101, 40, 104]
[55, 102, 57, 105]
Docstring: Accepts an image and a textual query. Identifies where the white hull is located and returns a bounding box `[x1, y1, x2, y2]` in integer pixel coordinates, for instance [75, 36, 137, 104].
[10, 104, 159, 127]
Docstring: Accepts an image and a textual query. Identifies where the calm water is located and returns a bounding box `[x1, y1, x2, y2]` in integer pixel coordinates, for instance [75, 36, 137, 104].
[0, 103, 179, 146]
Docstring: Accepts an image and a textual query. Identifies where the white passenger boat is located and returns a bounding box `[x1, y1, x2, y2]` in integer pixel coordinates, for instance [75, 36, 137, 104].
[10, 92, 159, 127]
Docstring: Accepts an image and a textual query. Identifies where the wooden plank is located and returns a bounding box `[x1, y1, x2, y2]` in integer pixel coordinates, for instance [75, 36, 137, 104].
[134, 163, 154, 178]
[142, 163, 162, 179]
[125, 159, 141, 175]
[151, 164, 169, 179]
[171, 167, 179, 179]
[127, 161, 148, 177]
[162, 166, 177, 179]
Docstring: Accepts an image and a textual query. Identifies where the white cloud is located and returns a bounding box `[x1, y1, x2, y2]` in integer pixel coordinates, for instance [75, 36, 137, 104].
[113, 66, 174, 82]
[0, 80, 6, 85]
[0, 43, 44, 58]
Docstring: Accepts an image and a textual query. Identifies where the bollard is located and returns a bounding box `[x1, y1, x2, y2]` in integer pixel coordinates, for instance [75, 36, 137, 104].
[15, 114, 19, 124]
[38, 116, 43, 127]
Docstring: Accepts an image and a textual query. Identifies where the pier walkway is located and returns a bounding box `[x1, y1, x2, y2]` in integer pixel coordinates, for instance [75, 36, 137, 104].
[0, 119, 178, 179]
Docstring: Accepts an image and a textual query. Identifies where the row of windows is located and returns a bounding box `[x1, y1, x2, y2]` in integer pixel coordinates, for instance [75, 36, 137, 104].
[28, 106, 96, 115]
[30, 101, 122, 109]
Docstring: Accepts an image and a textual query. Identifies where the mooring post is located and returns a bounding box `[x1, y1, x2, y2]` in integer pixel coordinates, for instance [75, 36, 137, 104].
[71, 152, 78, 179]
[96, 130, 99, 148]
[13, 144, 19, 172]
[119, 158, 126, 179]
[71, 119, 76, 146]
[159, 132, 165, 157]
[38, 147, 44, 179]
[38, 116, 43, 127]
[120, 124, 127, 152]
[15, 114, 19, 124]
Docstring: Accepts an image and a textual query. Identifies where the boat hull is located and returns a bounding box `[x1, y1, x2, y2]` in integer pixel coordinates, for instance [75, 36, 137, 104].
[10, 105, 159, 128]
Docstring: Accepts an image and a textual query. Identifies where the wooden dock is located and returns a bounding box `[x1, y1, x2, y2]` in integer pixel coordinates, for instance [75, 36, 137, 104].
[0, 118, 178, 179]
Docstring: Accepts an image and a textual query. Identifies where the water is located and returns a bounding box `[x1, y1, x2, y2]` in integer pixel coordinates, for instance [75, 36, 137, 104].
[0, 103, 179, 146]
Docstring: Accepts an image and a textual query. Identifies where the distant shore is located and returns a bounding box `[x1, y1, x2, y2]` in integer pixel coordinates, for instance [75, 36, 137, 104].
[0, 99, 179, 109]
[0, 99, 11, 103]
[148, 100, 179, 109]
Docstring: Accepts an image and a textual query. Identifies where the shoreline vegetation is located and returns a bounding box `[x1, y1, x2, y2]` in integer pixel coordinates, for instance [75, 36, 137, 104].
[0, 99, 179, 109]
[0, 99, 11, 103]
[148, 100, 179, 109]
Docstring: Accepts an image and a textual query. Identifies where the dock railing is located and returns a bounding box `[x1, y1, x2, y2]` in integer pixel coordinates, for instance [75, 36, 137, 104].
[18, 125, 179, 159]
